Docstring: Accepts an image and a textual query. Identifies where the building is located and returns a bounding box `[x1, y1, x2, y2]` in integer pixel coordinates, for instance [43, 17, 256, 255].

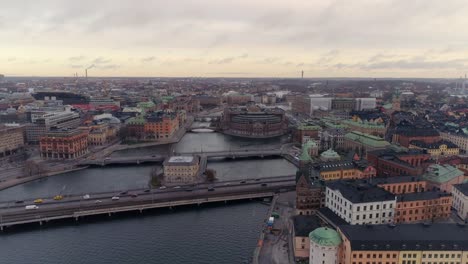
[452, 183, 468, 221]
[342, 118, 386, 138]
[86, 122, 118, 146]
[292, 215, 323, 260]
[338, 223, 468, 264]
[39, 128, 88, 159]
[144, 111, 179, 140]
[409, 140, 460, 157]
[319, 148, 341, 162]
[392, 125, 440, 147]
[325, 181, 396, 225]
[194, 95, 222, 107]
[423, 164, 465, 193]
[367, 148, 431, 177]
[296, 171, 325, 215]
[319, 128, 346, 150]
[310, 159, 377, 181]
[440, 131, 468, 153]
[25, 111, 81, 144]
[293, 122, 321, 144]
[221, 105, 287, 138]
[344, 131, 391, 156]
[395, 191, 452, 223]
[309, 227, 342, 264]
[0, 124, 25, 159]
[163, 156, 199, 183]
[373, 176, 428, 194]
[226, 93, 253, 105]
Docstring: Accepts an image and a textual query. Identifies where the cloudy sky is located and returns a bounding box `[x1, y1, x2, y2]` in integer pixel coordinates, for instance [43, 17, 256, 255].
[1, 0, 468, 78]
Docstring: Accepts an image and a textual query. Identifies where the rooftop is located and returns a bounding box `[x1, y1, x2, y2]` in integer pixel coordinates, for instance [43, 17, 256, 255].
[397, 191, 451, 202]
[345, 131, 390, 148]
[168, 156, 194, 163]
[339, 223, 468, 251]
[423, 164, 464, 183]
[293, 215, 322, 237]
[327, 181, 395, 203]
[372, 176, 425, 185]
[309, 227, 342, 247]
[453, 183, 468, 196]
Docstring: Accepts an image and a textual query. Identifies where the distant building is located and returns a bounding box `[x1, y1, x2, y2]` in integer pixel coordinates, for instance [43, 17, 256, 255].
[310, 159, 376, 181]
[344, 131, 390, 156]
[373, 176, 428, 194]
[292, 215, 323, 260]
[25, 111, 81, 144]
[342, 118, 386, 138]
[296, 171, 325, 215]
[319, 128, 345, 150]
[40, 128, 88, 159]
[163, 156, 199, 184]
[293, 122, 321, 144]
[0, 124, 25, 159]
[409, 140, 460, 157]
[452, 183, 468, 221]
[367, 148, 431, 177]
[392, 125, 440, 147]
[325, 181, 396, 225]
[440, 131, 468, 154]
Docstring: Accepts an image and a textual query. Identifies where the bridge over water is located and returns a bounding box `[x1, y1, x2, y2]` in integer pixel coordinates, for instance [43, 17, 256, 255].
[0, 176, 295, 230]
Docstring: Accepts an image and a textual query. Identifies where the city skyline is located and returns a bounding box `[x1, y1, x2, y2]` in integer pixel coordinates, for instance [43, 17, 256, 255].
[2, 0, 468, 78]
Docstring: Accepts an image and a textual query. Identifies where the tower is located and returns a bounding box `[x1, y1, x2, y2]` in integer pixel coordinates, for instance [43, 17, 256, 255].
[301, 70, 304, 79]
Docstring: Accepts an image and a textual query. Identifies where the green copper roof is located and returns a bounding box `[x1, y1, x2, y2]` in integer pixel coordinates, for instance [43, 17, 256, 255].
[320, 148, 340, 159]
[309, 227, 342, 247]
[299, 144, 312, 162]
[342, 119, 385, 129]
[344, 131, 390, 148]
[383, 103, 393, 109]
[137, 101, 155, 109]
[127, 116, 146, 125]
[297, 124, 321, 130]
[423, 164, 464, 183]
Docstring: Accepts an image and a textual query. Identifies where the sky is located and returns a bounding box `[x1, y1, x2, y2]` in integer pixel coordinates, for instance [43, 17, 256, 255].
[1, 0, 468, 78]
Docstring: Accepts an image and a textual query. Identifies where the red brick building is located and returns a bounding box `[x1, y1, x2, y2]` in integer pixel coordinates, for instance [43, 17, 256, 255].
[367, 148, 431, 176]
[40, 128, 88, 159]
[395, 191, 452, 223]
[392, 125, 440, 147]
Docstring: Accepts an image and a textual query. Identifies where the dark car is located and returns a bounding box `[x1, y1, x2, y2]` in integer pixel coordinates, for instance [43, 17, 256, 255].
[15, 200, 24, 204]
[240, 180, 246, 184]
[185, 188, 193, 192]
[143, 189, 151, 193]
[261, 183, 268, 187]
[120, 191, 128, 195]
[255, 179, 261, 181]
[208, 187, 215, 191]
[130, 193, 138, 198]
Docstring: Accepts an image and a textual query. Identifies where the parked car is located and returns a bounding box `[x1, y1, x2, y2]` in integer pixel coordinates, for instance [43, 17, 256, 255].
[111, 196, 120, 201]
[83, 194, 91, 199]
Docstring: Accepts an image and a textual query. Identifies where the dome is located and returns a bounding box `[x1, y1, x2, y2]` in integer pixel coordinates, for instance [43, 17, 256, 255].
[309, 227, 342, 247]
[320, 149, 340, 160]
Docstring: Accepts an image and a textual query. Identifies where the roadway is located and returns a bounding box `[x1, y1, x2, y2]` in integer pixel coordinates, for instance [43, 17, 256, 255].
[0, 176, 295, 228]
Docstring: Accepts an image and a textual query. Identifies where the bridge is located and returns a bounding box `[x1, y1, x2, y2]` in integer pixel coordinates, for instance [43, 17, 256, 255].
[0, 176, 295, 230]
[79, 149, 285, 166]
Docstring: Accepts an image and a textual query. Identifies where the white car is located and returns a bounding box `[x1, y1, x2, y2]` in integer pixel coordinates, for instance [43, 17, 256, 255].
[159, 186, 167, 190]
[83, 194, 90, 199]
[173, 186, 181, 189]
[94, 200, 102, 204]
[111, 196, 120, 201]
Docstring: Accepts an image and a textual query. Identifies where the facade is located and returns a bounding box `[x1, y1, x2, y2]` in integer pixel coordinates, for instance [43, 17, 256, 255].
[319, 128, 346, 150]
[344, 131, 390, 156]
[342, 119, 386, 138]
[163, 156, 199, 183]
[395, 191, 452, 223]
[296, 172, 325, 215]
[293, 123, 321, 144]
[0, 124, 25, 158]
[423, 164, 465, 193]
[367, 148, 431, 177]
[144, 111, 180, 140]
[392, 125, 440, 147]
[440, 131, 468, 153]
[374, 176, 428, 194]
[25, 111, 81, 144]
[409, 140, 460, 157]
[325, 181, 396, 225]
[86, 122, 118, 146]
[311, 160, 377, 181]
[226, 94, 253, 105]
[39, 128, 88, 159]
[452, 183, 468, 221]
[194, 95, 222, 106]
[338, 224, 468, 264]
[309, 227, 342, 264]
[222, 105, 287, 138]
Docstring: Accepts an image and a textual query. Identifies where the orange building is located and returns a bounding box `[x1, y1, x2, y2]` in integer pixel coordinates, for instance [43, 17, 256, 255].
[395, 191, 452, 223]
[373, 176, 428, 194]
[40, 128, 88, 159]
[144, 111, 179, 140]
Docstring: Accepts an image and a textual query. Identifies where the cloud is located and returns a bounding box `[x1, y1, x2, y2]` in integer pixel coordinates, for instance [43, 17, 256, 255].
[363, 57, 468, 70]
[69, 56, 86, 62]
[209, 54, 248, 64]
[141, 56, 156, 62]
[95, 64, 120, 70]
[256, 57, 280, 64]
[69, 64, 83, 69]
[93, 57, 112, 64]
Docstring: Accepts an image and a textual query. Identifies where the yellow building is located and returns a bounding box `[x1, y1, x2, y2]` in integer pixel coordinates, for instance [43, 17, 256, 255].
[311, 160, 376, 181]
[163, 156, 200, 184]
[0, 124, 24, 158]
[85, 123, 118, 146]
[409, 140, 459, 157]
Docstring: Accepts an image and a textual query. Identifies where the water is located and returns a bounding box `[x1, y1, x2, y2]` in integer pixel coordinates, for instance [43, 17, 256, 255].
[0, 202, 269, 264]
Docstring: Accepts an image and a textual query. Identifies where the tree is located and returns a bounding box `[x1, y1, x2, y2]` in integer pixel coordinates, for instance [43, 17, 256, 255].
[23, 160, 46, 178]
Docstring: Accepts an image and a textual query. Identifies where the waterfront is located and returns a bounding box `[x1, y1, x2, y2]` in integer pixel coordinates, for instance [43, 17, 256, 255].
[0, 202, 269, 264]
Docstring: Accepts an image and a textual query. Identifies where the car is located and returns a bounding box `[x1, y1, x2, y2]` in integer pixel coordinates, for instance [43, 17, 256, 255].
[104, 157, 111, 160]
[185, 188, 193, 192]
[208, 187, 215, 191]
[255, 178, 261, 181]
[130, 193, 138, 198]
[15, 200, 24, 204]
[53, 195, 63, 200]
[240, 180, 246, 184]
[173, 186, 181, 189]
[261, 183, 268, 187]
[151, 155, 156, 157]
[143, 189, 151, 193]
[159, 186, 167, 190]
[34, 199, 43, 204]
[83, 194, 91, 199]
[25, 205, 39, 210]
[120, 191, 128, 195]
[224, 182, 231, 186]
[94, 200, 102, 204]
[111, 196, 120, 201]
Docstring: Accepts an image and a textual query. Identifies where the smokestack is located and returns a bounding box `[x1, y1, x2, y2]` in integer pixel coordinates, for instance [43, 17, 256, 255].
[85, 69, 88, 78]
[301, 70, 304, 79]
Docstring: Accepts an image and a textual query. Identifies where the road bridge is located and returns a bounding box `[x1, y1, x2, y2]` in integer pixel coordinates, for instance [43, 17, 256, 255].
[0, 176, 295, 230]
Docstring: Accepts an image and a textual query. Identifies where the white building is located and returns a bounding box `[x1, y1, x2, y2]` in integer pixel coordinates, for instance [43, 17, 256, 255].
[452, 183, 468, 221]
[440, 131, 468, 153]
[309, 227, 342, 264]
[355, 98, 377, 111]
[309, 96, 333, 113]
[325, 181, 396, 225]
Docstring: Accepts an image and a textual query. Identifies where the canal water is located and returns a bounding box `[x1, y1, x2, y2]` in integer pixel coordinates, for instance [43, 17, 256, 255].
[0, 132, 294, 263]
[0, 202, 269, 264]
